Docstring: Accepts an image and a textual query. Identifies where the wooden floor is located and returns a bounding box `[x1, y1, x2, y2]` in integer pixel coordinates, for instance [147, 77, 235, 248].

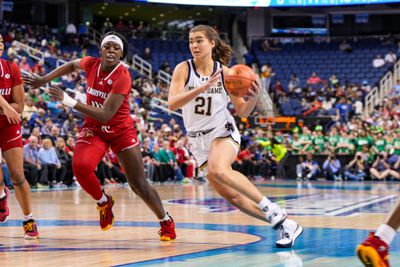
[1, 180, 400, 267]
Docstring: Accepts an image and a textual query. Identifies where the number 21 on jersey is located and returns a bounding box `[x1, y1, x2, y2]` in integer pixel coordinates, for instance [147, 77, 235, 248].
[194, 96, 212, 116]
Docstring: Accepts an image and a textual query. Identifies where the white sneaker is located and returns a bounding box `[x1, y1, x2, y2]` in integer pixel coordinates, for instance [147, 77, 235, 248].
[263, 203, 287, 229]
[276, 219, 303, 248]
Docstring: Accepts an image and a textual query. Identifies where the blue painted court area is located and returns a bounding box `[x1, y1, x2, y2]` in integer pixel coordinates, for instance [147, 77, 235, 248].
[1, 219, 400, 267]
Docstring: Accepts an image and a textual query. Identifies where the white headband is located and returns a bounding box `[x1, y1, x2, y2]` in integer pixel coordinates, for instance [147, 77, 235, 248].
[101, 35, 124, 52]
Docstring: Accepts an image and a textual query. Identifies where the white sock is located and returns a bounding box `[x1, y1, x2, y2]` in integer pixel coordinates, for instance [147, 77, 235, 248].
[96, 193, 108, 204]
[258, 196, 271, 211]
[281, 218, 296, 229]
[23, 213, 33, 221]
[0, 189, 6, 199]
[160, 213, 171, 222]
[376, 224, 396, 245]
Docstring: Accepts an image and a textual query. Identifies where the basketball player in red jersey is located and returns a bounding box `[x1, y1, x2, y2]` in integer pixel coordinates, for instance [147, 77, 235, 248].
[0, 35, 39, 239]
[24, 32, 176, 240]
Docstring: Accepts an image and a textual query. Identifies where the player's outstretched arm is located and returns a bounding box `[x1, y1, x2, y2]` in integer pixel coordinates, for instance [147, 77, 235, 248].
[24, 59, 83, 89]
[168, 62, 221, 111]
[49, 86, 124, 124]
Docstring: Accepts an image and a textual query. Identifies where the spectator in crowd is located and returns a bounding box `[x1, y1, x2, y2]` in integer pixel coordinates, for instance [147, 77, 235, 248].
[370, 152, 400, 180]
[389, 79, 400, 100]
[322, 151, 342, 181]
[103, 17, 113, 31]
[65, 21, 77, 35]
[53, 138, 69, 186]
[372, 54, 385, 68]
[307, 72, 321, 85]
[339, 40, 352, 53]
[38, 139, 61, 187]
[62, 113, 77, 135]
[49, 125, 61, 144]
[158, 140, 183, 182]
[344, 152, 368, 181]
[337, 130, 355, 155]
[329, 74, 340, 88]
[260, 63, 274, 92]
[335, 97, 352, 123]
[320, 96, 337, 116]
[19, 56, 31, 72]
[29, 108, 47, 129]
[46, 95, 63, 119]
[22, 96, 38, 121]
[142, 77, 157, 94]
[73, 85, 87, 104]
[142, 139, 157, 182]
[34, 95, 48, 111]
[269, 137, 288, 179]
[142, 47, 152, 61]
[296, 153, 320, 181]
[312, 126, 326, 154]
[23, 136, 41, 188]
[361, 80, 372, 94]
[384, 50, 397, 64]
[96, 155, 117, 185]
[288, 74, 300, 90]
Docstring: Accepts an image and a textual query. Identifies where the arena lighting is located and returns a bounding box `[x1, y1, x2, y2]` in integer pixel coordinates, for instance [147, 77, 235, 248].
[140, 0, 400, 7]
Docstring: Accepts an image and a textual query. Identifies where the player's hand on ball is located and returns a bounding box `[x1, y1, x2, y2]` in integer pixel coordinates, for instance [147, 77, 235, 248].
[247, 79, 261, 98]
[23, 73, 46, 89]
[49, 86, 64, 101]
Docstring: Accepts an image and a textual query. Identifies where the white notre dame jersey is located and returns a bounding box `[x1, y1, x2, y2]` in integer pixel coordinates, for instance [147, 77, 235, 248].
[182, 59, 232, 132]
[182, 59, 241, 170]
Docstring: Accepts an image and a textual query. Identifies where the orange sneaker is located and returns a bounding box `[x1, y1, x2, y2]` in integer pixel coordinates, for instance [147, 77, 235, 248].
[0, 187, 10, 223]
[96, 194, 114, 231]
[159, 214, 176, 241]
[356, 232, 390, 267]
[23, 219, 39, 240]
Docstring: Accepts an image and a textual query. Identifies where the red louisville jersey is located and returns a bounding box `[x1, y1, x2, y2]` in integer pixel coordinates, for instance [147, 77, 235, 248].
[0, 59, 23, 125]
[80, 56, 132, 127]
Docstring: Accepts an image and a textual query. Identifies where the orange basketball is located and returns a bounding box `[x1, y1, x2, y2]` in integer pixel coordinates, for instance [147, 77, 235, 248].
[224, 64, 257, 97]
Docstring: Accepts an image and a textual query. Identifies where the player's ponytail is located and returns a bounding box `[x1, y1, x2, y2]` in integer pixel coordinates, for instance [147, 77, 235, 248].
[190, 25, 233, 66]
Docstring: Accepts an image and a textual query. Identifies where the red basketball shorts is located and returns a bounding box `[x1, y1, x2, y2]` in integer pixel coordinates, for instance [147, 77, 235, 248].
[0, 122, 23, 152]
[76, 124, 139, 154]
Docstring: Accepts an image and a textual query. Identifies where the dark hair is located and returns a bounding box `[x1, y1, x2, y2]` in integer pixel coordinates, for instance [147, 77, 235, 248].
[190, 25, 233, 65]
[100, 31, 128, 59]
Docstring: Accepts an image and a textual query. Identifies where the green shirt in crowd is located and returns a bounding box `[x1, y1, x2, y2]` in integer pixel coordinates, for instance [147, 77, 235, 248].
[313, 136, 326, 153]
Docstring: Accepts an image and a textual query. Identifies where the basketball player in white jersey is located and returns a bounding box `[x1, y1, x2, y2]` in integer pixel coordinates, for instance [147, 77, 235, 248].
[168, 25, 302, 248]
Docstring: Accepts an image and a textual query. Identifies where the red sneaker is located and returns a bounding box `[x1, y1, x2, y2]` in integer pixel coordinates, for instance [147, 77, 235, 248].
[158, 214, 176, 241]
[0, 187, 10, 223]
[23, 219, 39, 240]
[96, 194, 114, 231]
[356, 232, 390, 267]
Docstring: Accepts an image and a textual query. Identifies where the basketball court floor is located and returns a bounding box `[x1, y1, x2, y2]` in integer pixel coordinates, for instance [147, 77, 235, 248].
[1, 180, 400, 267]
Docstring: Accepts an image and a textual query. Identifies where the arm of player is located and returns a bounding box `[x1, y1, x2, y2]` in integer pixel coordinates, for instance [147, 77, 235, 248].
[49, 86, 124, 124]
[24, 59, 83, 88]
[0, 94, 21, 124]
[8, 84, 25, 114]
[226, 66, 261, 118]
[168, 62, 221, 111]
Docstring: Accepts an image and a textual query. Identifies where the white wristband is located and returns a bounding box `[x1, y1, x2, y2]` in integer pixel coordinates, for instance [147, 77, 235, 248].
[62, 92, 78, 108]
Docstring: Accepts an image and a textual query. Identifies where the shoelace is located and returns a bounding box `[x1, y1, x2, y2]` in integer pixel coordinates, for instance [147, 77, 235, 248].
[279, 225, 290, 239]
[24, 222, 35, 232]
